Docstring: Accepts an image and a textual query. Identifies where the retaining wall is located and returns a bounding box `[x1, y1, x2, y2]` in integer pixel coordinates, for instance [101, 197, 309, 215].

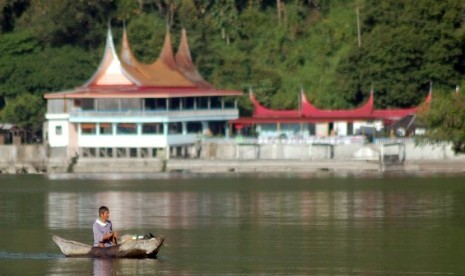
[1, 142, 465, 174]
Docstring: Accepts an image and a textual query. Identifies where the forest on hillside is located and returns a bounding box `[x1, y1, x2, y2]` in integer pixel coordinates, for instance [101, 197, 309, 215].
[1, 0, 465, 132]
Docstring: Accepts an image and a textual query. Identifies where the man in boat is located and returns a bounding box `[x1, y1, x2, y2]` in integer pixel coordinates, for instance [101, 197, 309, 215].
[93, 206, 119, 247]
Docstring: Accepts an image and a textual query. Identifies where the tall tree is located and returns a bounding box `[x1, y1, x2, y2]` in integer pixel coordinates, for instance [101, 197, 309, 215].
[337, 0, 465, 108]
[0, 0, 30, 33]
[15, 0, 116, 49]
[418, 91, 465, 153]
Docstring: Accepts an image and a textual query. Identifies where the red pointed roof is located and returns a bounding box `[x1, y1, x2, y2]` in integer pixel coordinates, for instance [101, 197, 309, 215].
[84, 28, 137, 87]
[120, 28, 196, 87]
[175, 29, 213, 89]
[44, 27, 242, 99]
[371, 90, 432, 120]
[157, 28, 177, 70]
[250, 92, 300, 118]
[247, 89, 431, 121]
[301, 90, 374, 118]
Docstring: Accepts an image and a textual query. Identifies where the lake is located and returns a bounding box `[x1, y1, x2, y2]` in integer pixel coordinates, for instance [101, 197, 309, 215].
[1, 173, 465, 275]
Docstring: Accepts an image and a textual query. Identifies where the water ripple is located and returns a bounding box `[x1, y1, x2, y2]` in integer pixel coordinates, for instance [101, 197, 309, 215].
[0, 252, 63, 260]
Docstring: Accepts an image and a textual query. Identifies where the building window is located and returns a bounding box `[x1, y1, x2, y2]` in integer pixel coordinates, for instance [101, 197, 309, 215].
[187, 122, 202, 134]
[184, 97, 194, 109]
[197, 97, 208, 109]
[117, 123, 137, 134]
[169, 98, 181, 110]
[308, 123, 316, 136]
[168, 122, 182, 134]
[129, 148, 138, 158]
[347, 123, 354, 135]
[55, 126, 62, 135]
[210, 97, 221, 109]
[81, 123, 96, 135]
[82, 99, 95, 110]
[142, 123, 163, 134]
[99, 123, 113, 135]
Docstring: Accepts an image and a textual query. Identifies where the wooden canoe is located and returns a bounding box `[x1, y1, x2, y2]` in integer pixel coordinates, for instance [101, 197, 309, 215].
[52, 235, 164, 258]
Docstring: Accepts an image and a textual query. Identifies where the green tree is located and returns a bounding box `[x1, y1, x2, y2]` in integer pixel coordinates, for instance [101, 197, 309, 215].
[0, 31, 97, 99]
[418, 91, 465, 154]
[15, 0, 116, 49]
[2, 93, 44, 131]
[0, 0, 30, 33]
[337, 0, 465, 108]
[125, 13, 167, 63]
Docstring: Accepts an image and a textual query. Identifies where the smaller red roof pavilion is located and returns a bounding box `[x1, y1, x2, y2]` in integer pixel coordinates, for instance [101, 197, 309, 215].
[232, 90, 431, 124]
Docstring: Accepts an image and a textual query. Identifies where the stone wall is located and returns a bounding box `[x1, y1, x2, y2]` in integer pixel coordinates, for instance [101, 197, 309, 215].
[1, 142, 464, 174]
[0, 145, 47, 173]
[197, 142, 464, 161]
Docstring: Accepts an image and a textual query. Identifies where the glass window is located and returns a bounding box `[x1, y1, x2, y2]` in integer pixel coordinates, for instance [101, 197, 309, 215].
[129, 148, 138, 158]
[168, 122, 182, 134]
[81, 123, 96, 135]
[55, 126, 62, 135]
[184, 98, 194, 109]
[117, 123, 137, 134]
[347, 123, 353, 135]
[197, 97, 208, 109]
[98, 99, 119, 111]
[187, 122, 202, 134]
[99, 123, 113, 135]
[82, 99, 95, 110]
[211, 97, 221, 108]
[308, 123, 316, 135]
[142, 123, 163, 134]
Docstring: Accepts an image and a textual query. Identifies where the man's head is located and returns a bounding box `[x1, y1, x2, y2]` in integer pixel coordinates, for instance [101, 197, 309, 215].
[98, 206, 110, 221]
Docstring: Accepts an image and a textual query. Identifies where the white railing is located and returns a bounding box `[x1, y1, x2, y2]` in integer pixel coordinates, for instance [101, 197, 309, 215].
[373, 137, 416, 145]
[201, 136, 368, 145]
[70, 109, 238, 119]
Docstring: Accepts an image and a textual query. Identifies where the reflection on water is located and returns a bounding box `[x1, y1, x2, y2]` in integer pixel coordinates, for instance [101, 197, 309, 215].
[47, 257, 162, 276]
[93, 258, 118, 276]
[1, 175, 465, 275]
[47, 189, 455, 230]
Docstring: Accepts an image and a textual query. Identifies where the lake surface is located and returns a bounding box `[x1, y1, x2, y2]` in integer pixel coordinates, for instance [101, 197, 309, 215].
[1, 173, 465, 275]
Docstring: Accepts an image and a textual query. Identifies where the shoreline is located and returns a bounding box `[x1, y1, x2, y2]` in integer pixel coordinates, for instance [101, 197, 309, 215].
[2, 159, 464, 178]
[1, 143, 465, 176]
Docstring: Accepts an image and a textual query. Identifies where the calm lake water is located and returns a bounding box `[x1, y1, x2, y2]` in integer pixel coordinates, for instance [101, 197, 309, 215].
[1, 173, 465, 275]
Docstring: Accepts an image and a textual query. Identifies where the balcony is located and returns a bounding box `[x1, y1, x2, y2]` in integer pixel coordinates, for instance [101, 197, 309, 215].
[69, 108, 239, 123]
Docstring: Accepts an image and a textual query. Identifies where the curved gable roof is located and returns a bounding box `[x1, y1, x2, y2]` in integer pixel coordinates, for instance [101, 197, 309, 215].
[301, 90, 374, 118]
[84, 28, 138, 87]
[250, 92, 300, 118]
[175, 29, 213, 89]
[120, 28, 196, 87]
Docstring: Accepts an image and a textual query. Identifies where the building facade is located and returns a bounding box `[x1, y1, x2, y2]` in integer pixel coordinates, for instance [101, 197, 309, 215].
[44, 28, 242, 159]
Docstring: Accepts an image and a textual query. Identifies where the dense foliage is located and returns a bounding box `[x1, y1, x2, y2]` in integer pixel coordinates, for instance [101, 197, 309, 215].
[418, 91, 465, 153]
[1, 0, 465, 136]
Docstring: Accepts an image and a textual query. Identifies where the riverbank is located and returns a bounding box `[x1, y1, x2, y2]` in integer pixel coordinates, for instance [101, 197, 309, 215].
[1, 143, 465, 175]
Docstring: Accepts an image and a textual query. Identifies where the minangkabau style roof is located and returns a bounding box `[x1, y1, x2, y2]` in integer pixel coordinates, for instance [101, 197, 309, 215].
[44, 26, 242, 99]
[233, 89, 432, 123]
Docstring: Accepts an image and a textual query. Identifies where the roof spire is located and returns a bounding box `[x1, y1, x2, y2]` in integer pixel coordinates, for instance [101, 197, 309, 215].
[174, 28, 213, 89]
[120, 25, 135, 66]
[82, 23, 136, 87]
[159, 26, 177, 70]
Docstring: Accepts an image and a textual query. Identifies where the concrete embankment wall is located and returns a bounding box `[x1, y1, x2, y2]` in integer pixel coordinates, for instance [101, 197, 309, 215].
[199, 144, 361, 160]
[197, 143, 462, 161]
[0, 145, 48, 174]
[1, 143, 464, 174]
[171, 142, 465, 173]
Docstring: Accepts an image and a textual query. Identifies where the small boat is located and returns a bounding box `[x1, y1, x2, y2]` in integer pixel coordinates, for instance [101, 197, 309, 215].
[53, 234, 165, 258]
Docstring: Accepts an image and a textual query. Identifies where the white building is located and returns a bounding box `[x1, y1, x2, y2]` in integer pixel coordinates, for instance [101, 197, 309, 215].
[44, 28, 242, 159]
